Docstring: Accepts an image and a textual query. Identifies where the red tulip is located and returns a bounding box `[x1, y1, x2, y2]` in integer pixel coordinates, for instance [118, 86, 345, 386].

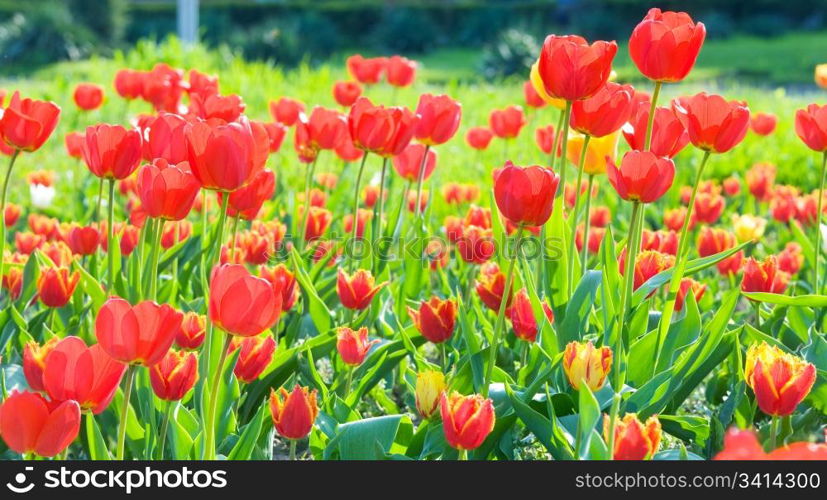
[534, 125, 556, 155]
[64, 224, 100, 256]
[337, 268, 386, 310]
[160, 220, 191, 249]
[337, 326, 379, 366]
[269, 384, 318, 440]
[346, 55, 386, 84]
[36, 266, 79, 308]
[0, 391, 80, 457]
[414, 94, 462, 146]
[723, 177, 741, 196]
[440, 392, 495, 451]
[523, 80, 546, 108]
[176, 311, 206, 350]
[607, 150, 675, 203]
[794, 103, 827, 152]
[715, 428, 827, 460]
[622, 102, 688, 158]
[141, 63, 184, 113]
[393, 143, 437, 181]
[466, 126, 494, 150]
[605, 414, 662, 460]
[334, 137, 364, 163]
[674, 93, 750, 153]
[15, 231, 44, 254]
[778, 242, 804, 275]
[750, 112, 777, 136]
[537, 35, 617, 101]
[231, 335, 276, 383]
[269, 97, 305, 126]
[570, 82, 634, 138]
[408, 297, 457, 344]
[456, 225, 495, 264]
[745, 342, 816, 417]
[0, 92, 60, 152]
[343, 209, 373, 239]
[260, 264, 299, 313]
[263, 121, 287, 153]
[693, 192, 725, 224]
[576, 225, 606, 255]
[82, 124, 143, 180]
[23, 337, 58, 392]
[42, 336, 126, 414]
[741, 256, 789, 295]
[73, 83, 104, 111]
[475, 261, 512, 311]
[306, 106, 349, 151]
[64, 131, 84, 159]
[628, 8, 706, 83]
[463, 204, 492, 230]
[95, 297, 183, 366]
[348, 97, 418, 157]
[186, 116, 268, 191]
[188, 92, 245, 122]
[332, 80, 362, 107]
[494, 161, 560, 226]
[137, 159, 201, 221]
[746, 162, 776, 201]
[386, 55, 417, 87]
[141, 112, 189, 164]
[209, 264, 282, 337]
[114, 69, 144, 100]
[303, 206, 332, 241]
[217, 168, 275, 221]
[509, 288, 554, 342]
[675, 278, 707, 311]
[149, 350, 198, 401]
[187, 69, 219, 97]
[489, 105, 527, 139]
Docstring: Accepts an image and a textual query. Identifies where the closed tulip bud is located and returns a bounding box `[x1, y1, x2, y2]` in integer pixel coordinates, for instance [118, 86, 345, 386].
[674, 93, 750, 154]
[64, 224, 100, 256]
[794, 103, 827, 152]
[777, 242, 804, 275]
[732, 214, 767, 243]
[269, 97, 305, 126]
[332, 80, 362, 107]
[43, 336, 126, 414]
[4, 202, 21, 228]
[114, 69, 144, 100]
[414, 94, 461, 146]
[563, 341, 612, 391]
[537, 35, 617, 101]
[675, 278, 707, 311]
[741, 256, 789, 296]
[337, 268, 387, 310]
[605, 414, 661, 460]
[269, 385, 319, 440]
[2, 261, 24, 299]
[336, 327, 379, 366]
[475, 262, 512, 311]
[23, 337, 59, 392]
[176, 311, 206, 350]
[188, 92, 245, 122]
[73, 83, 104, 111]
[393, 143, 437, 182]
[303, 206, 332, 242]
[570, 82, 635, 138]
[0, 391, 80, 457]
[260, 264, 299, 313]
[494, 161, 559, 227]
[440, 392, 496, 451]
[607, 150, 675, 203]
[231, 335, 276, 383]
[348, 97, 418, 157]
[82, 124, 143, 180]
[346, 55, 386, 85]
[629, 9, 705, 83]
[36, 266, 79, 308]
[217, 168, 275, 221]
[750, 112, 777, 136]
[534, 125, 556, 155]
[386, 55, 417, 87]
[149, 350, 198, 401]
[489, 105, 527, 139]
[408, 297, 457, 344]
[456, 225, 495, 264]
[745, 342, 816, 416]
[509, 288, 553, 343]
[622, 102, 689, 158]
[464, 126, 493, 152]
[137, 159, 201, 221]
[693, 192, 725, 224]
[415, 370, 446, 419]
[209, 264, 281, 337]
[95, 297, 183, 366]
[0, 92, 61, 152]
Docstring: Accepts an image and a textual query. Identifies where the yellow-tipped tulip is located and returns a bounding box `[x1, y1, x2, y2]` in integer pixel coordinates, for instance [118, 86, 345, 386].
[562, 340, 612, 391]
[732, 214, 767, 243]
[415, 370, 446, 419]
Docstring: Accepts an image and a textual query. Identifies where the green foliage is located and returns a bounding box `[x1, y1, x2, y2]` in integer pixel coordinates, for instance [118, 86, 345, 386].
[480, 29, 539, 81]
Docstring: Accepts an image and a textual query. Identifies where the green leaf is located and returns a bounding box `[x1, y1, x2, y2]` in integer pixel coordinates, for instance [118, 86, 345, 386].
[576, 383, 600, 459]
[84, 413, 112, 460]
[290, 248, 334, 333]
[742, 292, 827, 308]
[227, 401, 267, 460]
[557, 270, 601, 349]
[325, 415, 413, 460]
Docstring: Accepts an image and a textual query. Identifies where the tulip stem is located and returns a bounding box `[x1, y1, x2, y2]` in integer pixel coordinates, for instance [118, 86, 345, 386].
[614, 201, 642, 390]
[230, 214, 240, 262]
[106, 179, 116, 290]
[644, 81, 662, 151]
[580, 174, 596, 274]
[157, 401, 173, 460]
[149, 218, 163, 301]
[199, 190, 209, 291]
[343, 365, 354, 399]
[567, 134, 591, 288]
[349, 153, 369, 271]
[298, 156, 319, 252]
[413, 145, 431, 220]
[814, 151, 826, 296]
[95, 177, 104, 222]
[376, 157, 389, 238]
[558, 102, 572, 198]
[457, 449, 467, 461]
[116, 364, 137, 461]
[0, 150, 20, 291]
[204, 333, 232, 460]
[209, 193, 231, 272]
[289, 439, 297, 461]
[769, 415, 779, 450]
[606, 392, 621, 460]
[653, 151, 711, 374]
[754, 302, 762, 330]
[482, 225, 524, 398]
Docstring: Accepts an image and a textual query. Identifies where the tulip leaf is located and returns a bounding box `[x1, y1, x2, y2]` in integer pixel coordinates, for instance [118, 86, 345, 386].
[576, 383, 600, 459]
[557, 270, 601, 349]
[227, 400, 267, 460]
[325, 414, 413, 460]
[84, 413, 112, 460]
[742, 292, 827, 308]
[289, 247, 334, 333]
[659, 414, 710, 445]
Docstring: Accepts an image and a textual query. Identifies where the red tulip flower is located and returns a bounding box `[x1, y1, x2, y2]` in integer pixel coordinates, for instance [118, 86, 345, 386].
[114, 69, 144, 100]
[750, 112, 777, 136]
[715, 428, 827, 460]
[64, 131, 84, 159]
[176, 311, 206, 350]
[605, 414, 662, 460]
[22, 337, 58, 392]
[386, 55, 417, 87]
[332, 80, 362, 107]
[741, 256, 789, 296]
[489, 105, 527, 139]
[305, 106, 349, 151]
[0, 391, 80, 457]
[440, 392, 495, 451]
[456, 225, 495, 264]
[269, 97, 305, 126]
[745, 342, 816, 417]
[570, 82, 635, 138]
[0, 91, 61, 152]
[777, 242, 804, 275]
[188, 92, 245, 122]
[674, 93, 750, 154]
[141, 112, 189, 164]
[231, 335, 277, 383]
[393, 143, 437, 181]
[218, 168, 275, 221]
[82, 124, 143, 180]
[73, 83, 104, 111]
[475, 262, 512, 311]
[794, 104, 827, 152]
[509, 288, 554, 342]
[137, 159, 201, 221]
[746, 162, 776, 202]
[408, 297, 457, 344]
[36, 266, 79, 308]
[346, 55, 386, 85]
[64, 223, 100, 256]
[414, 94, 462, 146]
[534, 125, 556, 155]
[337, 268, 386, 310]
[537, 35, 617, 101]
[494, 161, 560, 226]
[149, 349, 198, 401]
[187, 69, 219, 97]
[209, 264, 282, 337]
[629, 8, 706, 83]
[337, 326, 379, 366]
[334, 137, 364, 163]
[523, 80, 546, 108]
[186, 116, 269, 191]
[303, 206, 332, 241]
[263, 121, 287, 153]
[94, 298, 180, 368]
[141, 63, 185, 113]
[260, 264, 299, 313]
[622, 102, 688, 158]
[607, 150, 675, 203]
[42, 336, 126, 414]
[466, 126, 494, 150]
[269, 384, 319, 440]
[348, 97, 418, 157]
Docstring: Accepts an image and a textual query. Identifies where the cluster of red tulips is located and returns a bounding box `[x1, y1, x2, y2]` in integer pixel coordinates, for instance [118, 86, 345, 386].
[0, 7, 826, 461]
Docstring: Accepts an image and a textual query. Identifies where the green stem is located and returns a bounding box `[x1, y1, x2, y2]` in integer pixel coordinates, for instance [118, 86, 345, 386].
[289, 439, 297, 461]
[148, 218, 163, 301]
[754, 301, 762, 330]
[457, 449, 468, 461]
[567, 134, 591, 287]
[116, 365, 137, 460]
[376, 157, 389, 238]
[814, 151, 826, 296]
[0, 150, 20, 290]
[106, 179, 116, 290]
[413, 145, 432, 220]
[298, 156, 319, 251]
[199, 190, 208, 289]
[157, 401, 173, 460]
[606, 393, 621, 460]
[644, 81, 662, 151]
[209, 193, 230, 272]
[482, 226, 524, 397]
[229, 214, 240, 262]
[769, 415, 779, 451]
[349, 153, 369, 271]
[343, 365, 354, 398]
[95, 177, 104, 222]
[558, 101, 573, 197]
[614, 201, 642, 389]
[203, 333, 232, 460]
[551, 110, 565, 170]
[580, 174, 595, 274]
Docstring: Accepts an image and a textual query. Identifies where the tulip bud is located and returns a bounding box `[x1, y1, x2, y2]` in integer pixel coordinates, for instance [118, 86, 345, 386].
[336, 327, 379, 366]
[149, 350, 198, 401]
[407, 297, 457, 344]
[605, 414, 661, 460]
[563, 341, 612, 391]
[336, 268, 386, 311]
[269, 385, 319, 440]
[745, 342, 816, 417]
[415, 370, 446, 419]
[231, 335, 276, 383]
[440, 392, 495, 451]
[36, 266, 80, 308]
[176, 312, 206, 350]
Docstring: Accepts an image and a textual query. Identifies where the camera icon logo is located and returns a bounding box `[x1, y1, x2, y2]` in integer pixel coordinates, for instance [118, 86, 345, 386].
[6, 466, 35, 494]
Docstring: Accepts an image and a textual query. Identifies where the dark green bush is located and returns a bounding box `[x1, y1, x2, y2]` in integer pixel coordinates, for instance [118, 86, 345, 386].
[479, 28, 539, 81]
[229, 13, 340, 66]
[371, 7, 439, 54]
[68, 0, 128, 43]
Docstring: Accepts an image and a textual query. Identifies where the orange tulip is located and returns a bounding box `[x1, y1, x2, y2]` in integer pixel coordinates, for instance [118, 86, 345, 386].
[408, 297, 457, 344]
[336, 326, 379, 366]
[440, 392, 495, 451]
[22, 337, 59, 392]
[269, 384, 319, 440]
[563, 340, 612, 391]
[475, 262, 512, 312]
[231, 335, 276, 383]
[741, 256, 789, 296]
[36, 266, 79, 308]
[176, 311, 206, 350]
[336, 268, 386, 311]
[605, 414, 661, 460]
[745, 342, 816, 417]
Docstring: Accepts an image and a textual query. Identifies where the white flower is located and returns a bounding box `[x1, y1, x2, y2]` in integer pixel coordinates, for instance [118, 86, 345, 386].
[30, 184, 55, 209]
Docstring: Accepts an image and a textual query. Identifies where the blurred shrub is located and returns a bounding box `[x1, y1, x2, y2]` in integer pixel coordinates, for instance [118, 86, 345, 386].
[229, 13, 340, 66]
[699, 11, 735, 40]
[371, 8, 439, 53]
[456, 7, 511, 47]
[741, 13, 793, 37]
[0, 2, 96, 67]
[68, 0, 127, 43]
[480, 29, 539, 81]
